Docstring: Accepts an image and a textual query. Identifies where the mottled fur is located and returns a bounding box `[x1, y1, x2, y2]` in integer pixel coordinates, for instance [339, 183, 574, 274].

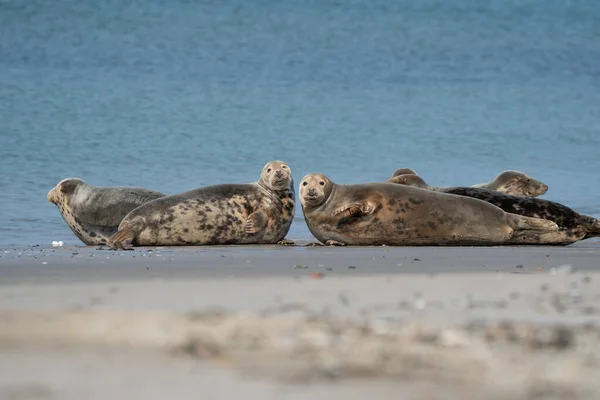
[47, 178, 167, 245]
[388, 174, 599, 244]
[389, 168, 548, 197]
[107, 161, 295, 249]
[300, 173, 559, 247]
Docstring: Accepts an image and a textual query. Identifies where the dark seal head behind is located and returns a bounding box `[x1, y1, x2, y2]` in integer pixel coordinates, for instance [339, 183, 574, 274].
[107, 160, 296, 250]
[47, 178, 166, 245]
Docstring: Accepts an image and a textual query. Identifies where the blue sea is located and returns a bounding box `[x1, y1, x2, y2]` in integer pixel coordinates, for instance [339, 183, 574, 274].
[1, 0, 599, 247]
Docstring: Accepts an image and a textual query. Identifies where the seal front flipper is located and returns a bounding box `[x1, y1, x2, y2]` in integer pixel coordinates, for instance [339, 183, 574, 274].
[107, 220, 135, 250]
[325, 240, 346, 246]
[245, 210, 267, 234]
[277, 239, 296, 246]
[332, 202, 374, 218]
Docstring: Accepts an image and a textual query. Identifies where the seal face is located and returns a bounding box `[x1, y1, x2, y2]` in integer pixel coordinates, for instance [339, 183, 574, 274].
[47, 178, 167, 245]
[107, 160, 296, 250]
[472, 170, 548, 197]
[388, 174, 600, 244]
[299, 173, 559, 247]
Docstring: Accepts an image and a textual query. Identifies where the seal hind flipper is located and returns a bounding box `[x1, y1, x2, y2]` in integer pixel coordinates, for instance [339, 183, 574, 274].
[507, 214, 559, 232]
[245, 210, 267, 234]
[107, 220, 135, 250]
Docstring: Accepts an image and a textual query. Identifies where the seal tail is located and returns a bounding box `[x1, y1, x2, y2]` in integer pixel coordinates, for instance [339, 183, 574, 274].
[507, 213, 559, 232]
[107, 220, 135, 250]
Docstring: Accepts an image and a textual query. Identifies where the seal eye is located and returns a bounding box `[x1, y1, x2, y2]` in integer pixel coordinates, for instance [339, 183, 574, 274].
[267, 168, 272, 173]
[319, 181, 325, 186]
[282, 165, 287, 169]
[302, 182, 308, 187]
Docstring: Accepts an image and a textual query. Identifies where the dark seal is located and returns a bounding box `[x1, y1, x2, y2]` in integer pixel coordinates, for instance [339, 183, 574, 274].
[299, 173, 559, 247]
[47, 178, 167, 245]
[107, 160, 296, 250]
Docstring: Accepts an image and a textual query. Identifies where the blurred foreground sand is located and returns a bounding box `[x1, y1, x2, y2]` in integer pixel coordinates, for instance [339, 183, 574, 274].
[1, 244, 600, 399]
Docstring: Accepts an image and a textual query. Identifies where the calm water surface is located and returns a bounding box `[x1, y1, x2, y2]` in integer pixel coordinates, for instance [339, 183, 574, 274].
[1, 0, 599, 246]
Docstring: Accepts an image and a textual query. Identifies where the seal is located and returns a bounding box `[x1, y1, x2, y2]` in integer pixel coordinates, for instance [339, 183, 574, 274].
[106, 160, 296, 250]
[299, 173, 560, 247]
[47, 178, 167, 246]
[389, 169, 547, 197]
[387, 174, 600, 244]
[472, 170, 548, 197]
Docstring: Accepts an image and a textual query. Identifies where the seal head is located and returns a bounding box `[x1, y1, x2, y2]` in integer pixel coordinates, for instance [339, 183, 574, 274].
[47, 178, 86, 205]
[391, 168, 418, 178]
[299, 173, 334, 209]
[259, 160, 293, 191]
[386, 174, 429, 189]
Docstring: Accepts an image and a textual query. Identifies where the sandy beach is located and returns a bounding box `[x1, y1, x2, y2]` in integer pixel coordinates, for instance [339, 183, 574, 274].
[1, 241, 600, 399]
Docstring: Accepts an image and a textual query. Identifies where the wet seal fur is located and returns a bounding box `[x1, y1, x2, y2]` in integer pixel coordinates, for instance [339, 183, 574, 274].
[107, 160, 296, 250]
[387, 174, 600, 245]
[299, 173, 559, 247]
[47, 178, 167, 245]
[389, 168, 548, 197]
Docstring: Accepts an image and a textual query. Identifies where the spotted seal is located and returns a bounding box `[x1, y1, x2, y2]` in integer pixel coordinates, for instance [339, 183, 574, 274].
[106, 160, 296, 250]
[299, 173, 559, 247]
[389, 169, 548, 197]
[47, 178, 167, 245]
[472, 170, 548, 196]
[386, 174, 599, 244]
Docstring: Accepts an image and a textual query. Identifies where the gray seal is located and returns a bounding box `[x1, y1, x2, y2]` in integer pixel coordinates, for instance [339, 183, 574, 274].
[107, 160, 296, 250]
[388, 174, 600, 245]
[299, 173, 559, 247]
[472, 170, 548, 196]
[47, 178, 167, 245]
[389, 168, 548, 197]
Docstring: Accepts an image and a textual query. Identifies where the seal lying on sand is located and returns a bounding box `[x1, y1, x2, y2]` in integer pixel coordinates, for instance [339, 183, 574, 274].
[389, 168, 548, 197]
[299, 173, 559, 247]
[473, 170, 548, 197]
[47, 178, 167, 245]
[107, 160, 296, 250]
[387, 174, 600, 245]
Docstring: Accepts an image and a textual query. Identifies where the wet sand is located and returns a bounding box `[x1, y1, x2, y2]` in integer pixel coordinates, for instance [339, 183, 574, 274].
[1, 241, 600, 399]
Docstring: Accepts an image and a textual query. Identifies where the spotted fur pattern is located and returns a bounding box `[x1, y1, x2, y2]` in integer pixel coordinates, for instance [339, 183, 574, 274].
[107, 161, 296, 249]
